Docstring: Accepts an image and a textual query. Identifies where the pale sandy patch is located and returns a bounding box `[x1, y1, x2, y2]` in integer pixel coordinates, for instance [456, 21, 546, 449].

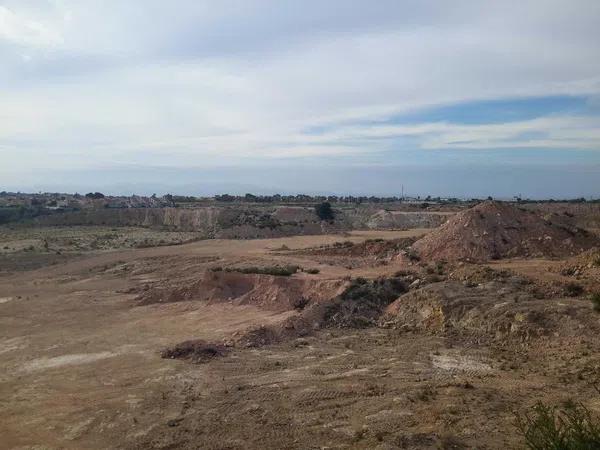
[21, 352, 116, 372]
[0, 336, 28, 355]
[431, 353, 492, 373]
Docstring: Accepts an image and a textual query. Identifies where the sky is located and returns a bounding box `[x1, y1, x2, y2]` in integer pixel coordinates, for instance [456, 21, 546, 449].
[1, 0, 600, 198]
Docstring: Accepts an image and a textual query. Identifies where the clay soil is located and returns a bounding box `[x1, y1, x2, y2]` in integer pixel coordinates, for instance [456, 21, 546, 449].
[1, 224, 600, 450]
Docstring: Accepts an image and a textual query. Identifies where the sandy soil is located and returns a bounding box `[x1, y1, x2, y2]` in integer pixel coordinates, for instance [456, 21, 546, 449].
[1, 227, 598, 449]
[0, 230, 426, 449]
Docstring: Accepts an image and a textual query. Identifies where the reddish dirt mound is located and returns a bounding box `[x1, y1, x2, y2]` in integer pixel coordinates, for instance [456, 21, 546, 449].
[137, 270, 347, 312]
[412, 201, 598, 262]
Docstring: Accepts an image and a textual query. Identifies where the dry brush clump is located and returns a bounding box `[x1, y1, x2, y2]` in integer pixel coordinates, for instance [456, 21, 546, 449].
[515, 401, 600, 449]
[161, 339, 229, 363]
[564, 282, 585, 297]
[323, 276, 408, 328]
[591, 293, 600, 312]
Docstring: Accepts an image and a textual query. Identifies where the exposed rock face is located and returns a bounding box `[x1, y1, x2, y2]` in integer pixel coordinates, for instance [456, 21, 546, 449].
[34, 206, 342, 238]
[35, 207, 222, 233]
[365, 210, 450, 229]
[136, 269, 348, 312]
[33, 205, 454, 238]
[411, 201, 599, 262]
[380, 280, 593, 343]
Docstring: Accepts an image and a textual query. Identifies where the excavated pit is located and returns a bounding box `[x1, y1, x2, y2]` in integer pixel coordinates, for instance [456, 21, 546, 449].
[137, 269, 348, 312]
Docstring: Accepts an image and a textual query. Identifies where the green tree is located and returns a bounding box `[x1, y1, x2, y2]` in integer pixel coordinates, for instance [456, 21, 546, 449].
[315, 202, 334, 221]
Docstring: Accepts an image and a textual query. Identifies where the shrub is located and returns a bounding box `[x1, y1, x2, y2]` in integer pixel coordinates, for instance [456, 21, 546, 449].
[85, 192, 105, 199]
[315, 202, 335, 221]
[435, 260, 446, 275]
[591, 293, 600, 312]
[161, 339, 228, 363]
[305, 268, 320, 274]
[564, 282, 584, 297]
[515, 402, 600, 449]
[333, 240, 354, 248]
[405, 248, 420, 262]
[291, 297, 309, 310]
[415, 385, 436, 402]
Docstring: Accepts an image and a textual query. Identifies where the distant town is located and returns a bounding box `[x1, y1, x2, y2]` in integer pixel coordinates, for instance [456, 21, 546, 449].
[1, 190, 596, 211]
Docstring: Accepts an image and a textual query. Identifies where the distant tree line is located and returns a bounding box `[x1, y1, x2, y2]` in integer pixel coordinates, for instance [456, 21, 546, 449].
[1, 191, 598, 207]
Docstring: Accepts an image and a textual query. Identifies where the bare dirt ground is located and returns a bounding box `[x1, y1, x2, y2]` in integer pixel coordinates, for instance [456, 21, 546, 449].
[1, 225, 599, 449]
[0, 226, 204, 275]
[0, 229, 425, 449]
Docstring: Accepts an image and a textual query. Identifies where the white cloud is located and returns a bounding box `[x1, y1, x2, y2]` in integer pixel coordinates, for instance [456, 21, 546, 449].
[0, 5, 62, 47]
[1, 0, 600, 175]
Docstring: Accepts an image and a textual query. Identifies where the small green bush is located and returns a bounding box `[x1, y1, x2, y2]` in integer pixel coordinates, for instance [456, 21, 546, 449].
[515, 402, 600, 449]
[305, 268, 320, 274]
[590, 293, 600, 312]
